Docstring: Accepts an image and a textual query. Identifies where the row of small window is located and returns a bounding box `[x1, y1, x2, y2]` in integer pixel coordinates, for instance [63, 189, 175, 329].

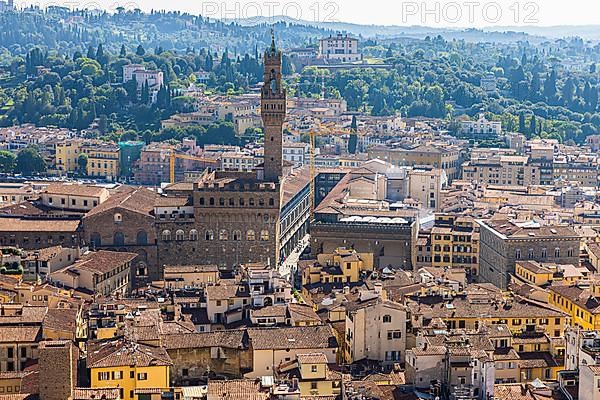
[97, 371, 147, 381]
[515, 248, 573, 259]
[47, 197, 98, 207]
[199, 197, 275, 207]
[89, 162, 115, 169]
[161, 229, 269, 242]
[0, 386, 20, 394]
[432, 245, 473, 252]
[4, 347, 28, 359]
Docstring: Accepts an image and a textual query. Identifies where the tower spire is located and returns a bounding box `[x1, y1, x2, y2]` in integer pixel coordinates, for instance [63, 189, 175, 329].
[270, 27, 276, 54]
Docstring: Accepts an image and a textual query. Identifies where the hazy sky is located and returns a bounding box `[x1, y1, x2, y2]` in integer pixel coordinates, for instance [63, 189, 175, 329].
[20, 0, 600, 27]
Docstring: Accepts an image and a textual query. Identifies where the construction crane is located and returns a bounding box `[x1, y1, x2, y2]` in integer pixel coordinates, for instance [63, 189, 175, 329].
[169, 149, 218, 184]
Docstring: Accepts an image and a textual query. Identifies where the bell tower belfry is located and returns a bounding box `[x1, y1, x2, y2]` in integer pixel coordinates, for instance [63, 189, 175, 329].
[261, 29, 286, 182]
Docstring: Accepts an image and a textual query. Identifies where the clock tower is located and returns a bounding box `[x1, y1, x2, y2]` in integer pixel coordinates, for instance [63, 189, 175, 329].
[261, 30, 286, 182]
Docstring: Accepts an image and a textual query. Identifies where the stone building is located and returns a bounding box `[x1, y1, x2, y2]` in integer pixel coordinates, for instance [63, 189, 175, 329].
[478, 218, 580, 289]
[0, 218, 81, 250]
[155, 36, 290, 269]
[81, 186, 160, 285]
[161, 330, 251, 383]
[38, 340, 78, 400]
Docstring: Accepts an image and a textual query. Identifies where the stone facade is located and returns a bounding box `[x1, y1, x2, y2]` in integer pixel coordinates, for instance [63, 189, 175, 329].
[157, 180, 281, 268]
[81, 187, 159, 285]
[262, 34, 286, 182]
[478, 219, 580, 289]
[38, 340, 78, 400]
[163, 331, 252, 384]
[156, 39, 287, 270]
[0, 218, 81, 250]
[311, 220, 417, 270]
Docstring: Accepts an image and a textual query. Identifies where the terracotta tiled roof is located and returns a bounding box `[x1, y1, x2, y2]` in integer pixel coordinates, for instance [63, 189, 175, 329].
[207, 379, 269, 400]
[517, 352, 560, 369]
[0, 326, 41, 343]
[410, 345, 446, 356]
[154, 196, 190, 207]
[206, 283, 250, 300]
[85, 186, 159, 218]
[161, 329, 247, 350]
[42, 307, 77, 333]
[250, 305, 286, 318]
[0, 218, 80, 232]
[87, 339, 172, 368]
[61, 250, 137, 275]
[247, 325, 337, 350]
[297, 353, 328, 364]
[73, 388, 120, 400]
[548, 284, 600, 314]
[287, 303, 320, 322]
[44, 183, 106, 197]
[0, 306, 47, 325]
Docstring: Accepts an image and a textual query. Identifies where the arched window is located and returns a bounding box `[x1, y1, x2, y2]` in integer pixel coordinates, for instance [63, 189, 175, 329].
[239, 198, 245, 206]
[161, 230, 171, 241]
[219, 198, 225, 206]
[567, 248, 574, 257]
[249, 198, 255, 206]
[190, 229, 198, 241]
[175, 230, 185, 241]
[205, 230, 214, 241]
[259, 198, 265, 207]
[114, 213, 122, 223]
[219, 229, 228, 241]
[233, 230, 242, 241]
[137, 262, 148, 277]
[541, 248, 547, 259]
[90, 232, 101, 247]
[229, 198, 235, 206]
[269, 198, 275, 206]
[515, 249, 521, 260]
[199, 197, 205, 206]
[113, 232, 125, 246]
[528, 249, 534, 259]
[247, 230, 255, 241]
[209, 197, 215, 206]
[260, 230, 269, 241]
[554, 248, 560, 258]
[383, 315, 392, 323]
[136, 231, 147, 245]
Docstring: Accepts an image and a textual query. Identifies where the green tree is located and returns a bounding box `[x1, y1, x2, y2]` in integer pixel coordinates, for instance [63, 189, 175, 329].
[0, 151, 16, 173]
[120, 44, 127, 58]
[15, 146, 46, 176]
[98, 114, 108, 134]
[136, 44, 146, 56]
[77, 153, 88, 175]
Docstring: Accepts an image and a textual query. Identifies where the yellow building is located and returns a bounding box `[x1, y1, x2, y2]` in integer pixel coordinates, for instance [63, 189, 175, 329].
[88, 339, 172, 400]
[410, 287, 568, 338]
[293, 353, 342, 397]
[163, 264, 219, 290]
[548, 283, 600, 330]
[55, 140, 83, 174]
[301, 247, 374, 286]
[82, 144, 120, 180]
[417, 214, 480, 276]
[516, 261, 588, 287]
